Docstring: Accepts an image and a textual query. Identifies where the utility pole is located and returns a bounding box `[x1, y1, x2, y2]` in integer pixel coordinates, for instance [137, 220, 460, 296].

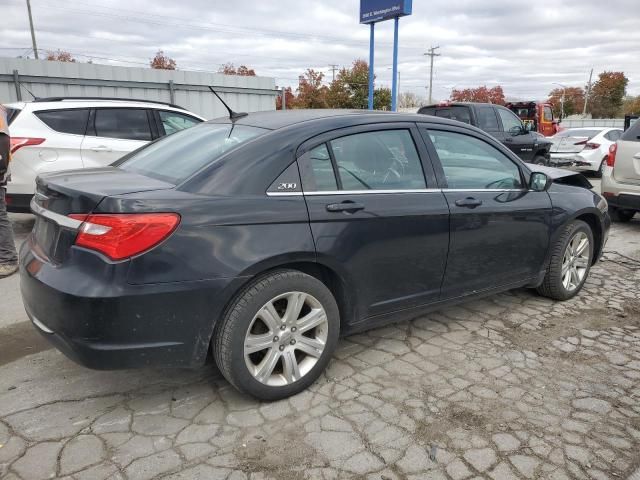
[583, 68, 593, 117]
[424, 46, 440, 104]
[328, 64, 339, 82]
[26, 0, 38, 59]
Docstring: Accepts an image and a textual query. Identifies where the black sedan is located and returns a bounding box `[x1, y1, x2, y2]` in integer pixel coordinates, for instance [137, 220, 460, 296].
[20, 110, 610, 400]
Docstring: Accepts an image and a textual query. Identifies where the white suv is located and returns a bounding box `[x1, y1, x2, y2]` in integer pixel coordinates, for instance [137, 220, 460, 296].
[3, 97, 205, 212]
[602, 119, 640, 222]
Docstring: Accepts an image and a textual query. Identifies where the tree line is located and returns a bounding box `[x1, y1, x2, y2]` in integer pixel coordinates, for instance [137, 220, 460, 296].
[43, 50, 639, 118]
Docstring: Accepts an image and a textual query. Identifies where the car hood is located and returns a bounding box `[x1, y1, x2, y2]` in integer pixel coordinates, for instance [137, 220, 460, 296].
[527, 164, 593, 189]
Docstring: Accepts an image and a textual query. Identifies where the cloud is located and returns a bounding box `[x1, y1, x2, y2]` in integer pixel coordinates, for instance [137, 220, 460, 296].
[2, 0, 638, 100]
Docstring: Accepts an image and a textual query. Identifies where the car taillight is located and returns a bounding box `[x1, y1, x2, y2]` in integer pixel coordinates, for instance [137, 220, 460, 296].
[607, 143, 617, 167]
[10, 137, 45, 154]
[584, 142, 600, 150]
[68, 213, 180, 260]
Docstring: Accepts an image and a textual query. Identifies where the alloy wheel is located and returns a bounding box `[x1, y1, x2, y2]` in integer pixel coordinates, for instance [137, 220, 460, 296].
[244, 292, 328, 387]
[561, 231, 590, 292]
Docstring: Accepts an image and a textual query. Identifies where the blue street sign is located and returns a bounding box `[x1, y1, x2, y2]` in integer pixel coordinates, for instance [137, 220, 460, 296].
[360, 0, 412, 24]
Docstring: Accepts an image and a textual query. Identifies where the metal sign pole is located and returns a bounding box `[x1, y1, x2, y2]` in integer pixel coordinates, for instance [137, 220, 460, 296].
[368, 22, 375, 110]
[391, 17, 399, 111]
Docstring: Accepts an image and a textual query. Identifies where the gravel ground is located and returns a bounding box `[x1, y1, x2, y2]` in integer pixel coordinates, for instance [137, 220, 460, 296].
[1, 196, 639, 479]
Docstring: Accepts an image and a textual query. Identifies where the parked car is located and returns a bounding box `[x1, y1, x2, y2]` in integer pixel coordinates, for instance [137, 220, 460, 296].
[21, 110, 610, 400]
[4, 97, 204, 212]
[602, 119, 640, 222]
[549, 127, 623, 177]
[418, 102, 552, 165]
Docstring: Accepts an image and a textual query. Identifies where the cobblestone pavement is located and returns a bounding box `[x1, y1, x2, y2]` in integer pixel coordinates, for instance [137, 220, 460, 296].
[1, 218, 639, 479]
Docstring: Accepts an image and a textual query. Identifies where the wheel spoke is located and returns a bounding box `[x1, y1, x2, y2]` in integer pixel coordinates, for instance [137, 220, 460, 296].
[574, 257, 589, 269]
[283, 292, 306, 324]
[255, 348, 280, 383]
[562, 269, 571, 289]
[561, 261, 571, 276]
[296, 308, 327, 333]
[259, 302, 281, 331]
[282, 350, 301, 383]
[570, 266, 580, 288]
[295, 336, 325, 358]
[575, 237, 589, 256]
[245, 332, 274, 354]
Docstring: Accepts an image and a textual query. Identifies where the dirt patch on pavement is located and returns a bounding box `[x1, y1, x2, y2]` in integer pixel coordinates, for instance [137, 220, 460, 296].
[0, 321, 52, 367]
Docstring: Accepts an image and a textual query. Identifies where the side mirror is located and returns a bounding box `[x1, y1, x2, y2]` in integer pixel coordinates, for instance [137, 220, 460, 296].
[508, 126, 521, 136]
[530, 172, 552, 192]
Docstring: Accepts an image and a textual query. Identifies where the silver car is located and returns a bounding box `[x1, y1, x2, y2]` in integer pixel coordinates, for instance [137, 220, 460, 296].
[601, 120, 640, 222]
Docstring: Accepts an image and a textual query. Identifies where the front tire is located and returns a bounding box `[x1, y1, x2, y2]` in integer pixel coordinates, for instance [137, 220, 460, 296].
[532, 155, 547, 166]
[537, 220, 593, 301]
[213, 270, 340, 401]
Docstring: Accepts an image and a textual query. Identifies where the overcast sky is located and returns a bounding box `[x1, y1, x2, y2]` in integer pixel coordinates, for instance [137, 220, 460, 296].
[2, 0, 639, 101]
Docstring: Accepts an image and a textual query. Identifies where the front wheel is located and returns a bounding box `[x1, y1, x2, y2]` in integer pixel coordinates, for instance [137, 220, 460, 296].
[532, 155, 547, 166]
[213, 270, 340, 401]
[537, 220, 593, 301]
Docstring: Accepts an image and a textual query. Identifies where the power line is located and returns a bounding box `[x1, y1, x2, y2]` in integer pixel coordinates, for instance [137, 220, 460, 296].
[328, 64, 339, 82]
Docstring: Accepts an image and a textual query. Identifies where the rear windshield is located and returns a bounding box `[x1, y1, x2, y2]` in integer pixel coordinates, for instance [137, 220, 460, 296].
[554, 129, 602, 139]
[621, 119, 640, 142]
[117, 123, 268, 184]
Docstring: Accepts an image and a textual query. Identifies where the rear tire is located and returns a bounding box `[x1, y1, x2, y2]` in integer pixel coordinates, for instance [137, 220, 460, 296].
[593, 157, 606, 178]
[213, 270, 340, 401]
[609, 207, 635, 223]
[537, 220, 593, 301]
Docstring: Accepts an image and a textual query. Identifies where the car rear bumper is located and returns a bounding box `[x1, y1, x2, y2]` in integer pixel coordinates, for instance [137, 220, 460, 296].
[19, 237, 244, 369]
[601, 166, 640, 211]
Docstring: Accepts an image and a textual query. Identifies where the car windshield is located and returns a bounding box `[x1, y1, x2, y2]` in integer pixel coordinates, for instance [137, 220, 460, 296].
[554, 129, 602, 139]
[117, 123, 268, 184]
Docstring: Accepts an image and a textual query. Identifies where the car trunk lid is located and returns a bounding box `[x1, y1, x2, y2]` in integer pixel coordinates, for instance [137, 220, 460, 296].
[550, 135, 589, 154]
[30, 167, 174, 262]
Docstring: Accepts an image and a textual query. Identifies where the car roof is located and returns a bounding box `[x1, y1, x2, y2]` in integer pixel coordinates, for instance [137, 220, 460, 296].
[207, 109, 468, 131]
[15, 99, 204, 118]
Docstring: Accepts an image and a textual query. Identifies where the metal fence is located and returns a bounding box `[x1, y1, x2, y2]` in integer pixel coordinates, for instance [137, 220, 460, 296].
[560, 118, 624, 128]
[0, 58, 278, 119]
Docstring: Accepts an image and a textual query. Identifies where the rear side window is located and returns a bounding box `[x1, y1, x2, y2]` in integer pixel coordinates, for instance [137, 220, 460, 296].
[5, 107, 21, 125]
[159, 111, 201, 136]
[604, 130, 622, 141]
[476, 106, 500, 131]
[305, 144, 338, 191]
[622, 120, 640, 142]
[35, 109, 89, 135]
[94, 108, 152, 141]
[329, 130, 426, 190]
[118, 123, 267, 184]
[497, 108, 523, 132]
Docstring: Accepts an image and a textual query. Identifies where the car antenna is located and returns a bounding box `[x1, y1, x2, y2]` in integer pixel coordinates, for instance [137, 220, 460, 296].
[18, 81, 37, 100]
[208, 86, 248, 120]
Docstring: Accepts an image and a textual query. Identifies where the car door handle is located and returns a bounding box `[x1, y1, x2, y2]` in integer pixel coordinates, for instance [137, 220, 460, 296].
[455, 197, 483, 208]
[91, 145, 112, 152]
[326, 201, 365, 213]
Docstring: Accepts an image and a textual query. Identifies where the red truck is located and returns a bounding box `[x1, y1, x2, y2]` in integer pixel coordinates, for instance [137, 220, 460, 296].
[506, 102, 559, 137]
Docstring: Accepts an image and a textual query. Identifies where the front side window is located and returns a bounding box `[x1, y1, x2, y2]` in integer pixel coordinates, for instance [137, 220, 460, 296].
[427, 130, 523, 190]
[476, 106, 500, 131]
[118, 123, 267, 184]
[543, 106, 553, 122]
[497, 108, 523, 133]
[94, 108, 152, 141]
[159, 111, 201, 136]
[329, 130, 426, 190]
[35, 109, 89, 135]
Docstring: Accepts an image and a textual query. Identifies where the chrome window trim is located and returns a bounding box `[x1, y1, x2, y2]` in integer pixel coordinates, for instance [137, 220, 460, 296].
[30, 197, 83, 230]
[266, 188, 527, 197]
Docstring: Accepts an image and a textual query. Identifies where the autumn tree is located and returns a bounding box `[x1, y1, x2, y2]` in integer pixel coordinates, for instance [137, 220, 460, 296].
[294, 69, 329, 108]
[547, 87, 585, 117]
[219, 63, 257, 76]
[590, 71, 628, 118]
[276, 86, 295, 110]
[399, 92, 421, 109]
[374, 88, 392, 110]
[623, 95, 640, 116]
[450, 86, 505, 105]
[46, 50, 75, 62]
[150, 50, 177, 70]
